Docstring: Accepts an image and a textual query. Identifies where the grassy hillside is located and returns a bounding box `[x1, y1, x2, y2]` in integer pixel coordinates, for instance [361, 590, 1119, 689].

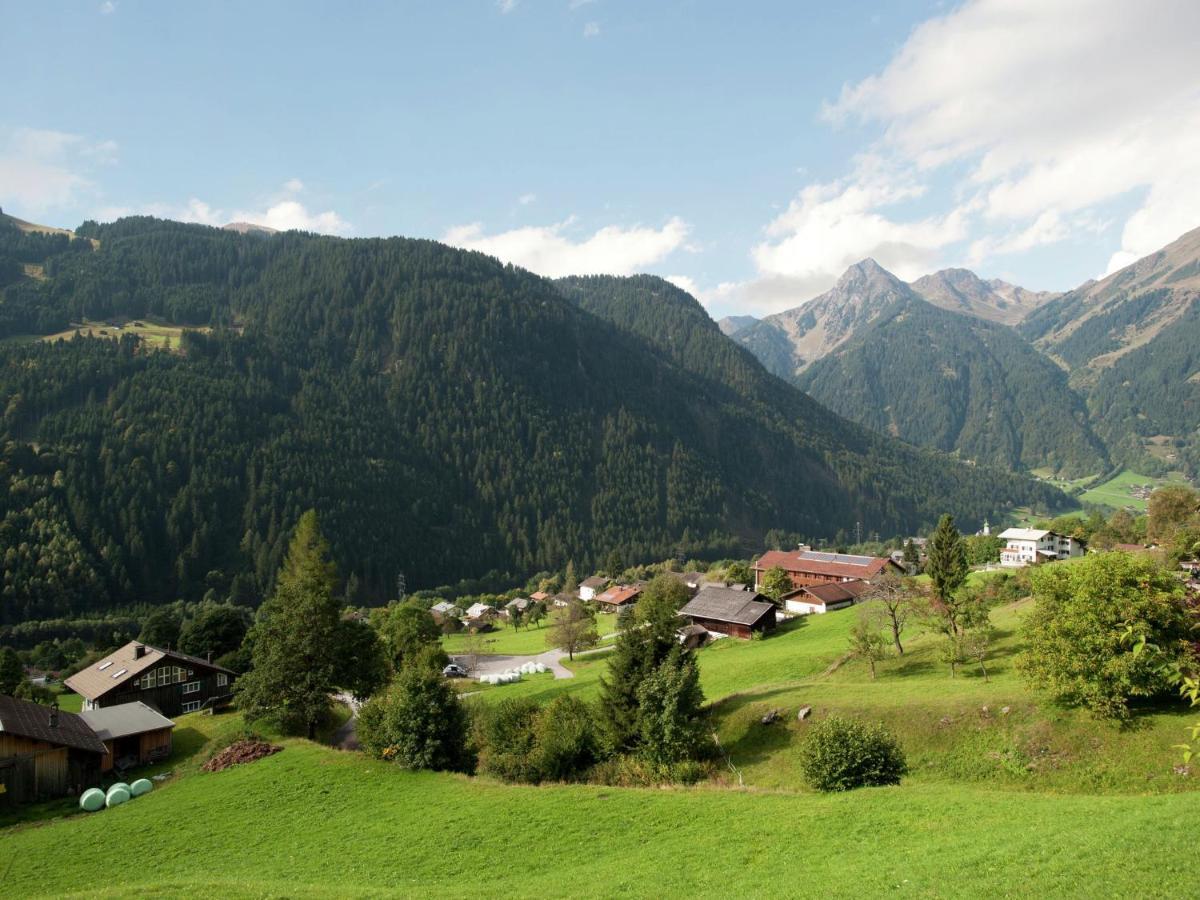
[2, 712, 1194, 898]
[1078, 469, 1191, 511]
[4, 587, 1197, 897]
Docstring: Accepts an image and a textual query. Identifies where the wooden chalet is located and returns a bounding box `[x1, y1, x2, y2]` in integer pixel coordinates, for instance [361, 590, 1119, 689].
[753, 550, 901, 591]
[0, 695, 106, 806]
[65, 641, 235, 718]
[80, 702, 175, 773]
[782, 579, 869, 615]
[679, 586, 777, 639]
[595, 584, 642, 612]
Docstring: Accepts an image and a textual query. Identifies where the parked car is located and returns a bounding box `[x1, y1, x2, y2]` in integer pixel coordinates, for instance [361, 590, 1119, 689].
[442, 663, 469, 678]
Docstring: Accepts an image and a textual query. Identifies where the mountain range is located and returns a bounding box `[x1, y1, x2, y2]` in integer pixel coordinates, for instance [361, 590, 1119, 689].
[727, 226, 1200, 479]
[0, 213, 1062, 623]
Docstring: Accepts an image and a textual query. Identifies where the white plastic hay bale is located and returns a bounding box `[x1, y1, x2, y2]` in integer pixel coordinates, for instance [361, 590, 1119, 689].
[105, 786, 130, 808]
[79, 788, 105, 812]
[129, 778, 152, 797]
[534, 663, 546, 674]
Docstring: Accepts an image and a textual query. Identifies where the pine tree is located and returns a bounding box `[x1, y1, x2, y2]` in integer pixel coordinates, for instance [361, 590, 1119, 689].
[635, 644, 706, 766]
[0, 646, 24, 695]
[925, 514, 968, 634]
[598, 585, 682, 753]
[903, 539, 920, 573]
[236, 510, 342, 737]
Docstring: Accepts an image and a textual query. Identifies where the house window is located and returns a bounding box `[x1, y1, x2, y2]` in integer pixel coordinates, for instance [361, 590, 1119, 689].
[175, 666, 186, 684]
[157, 667, 172, 687]
[217, 674, 228, 687]
[181, 700, 201, 713]
[183, 681, 201, 695]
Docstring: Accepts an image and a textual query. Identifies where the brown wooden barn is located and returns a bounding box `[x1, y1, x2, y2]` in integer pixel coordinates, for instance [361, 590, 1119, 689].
[0, 695, 105, 807]
[80, 702, 175, 773]
[679, 586, 777, 639]
[753, 550, 902, 590]
[65, 641, 235, 718]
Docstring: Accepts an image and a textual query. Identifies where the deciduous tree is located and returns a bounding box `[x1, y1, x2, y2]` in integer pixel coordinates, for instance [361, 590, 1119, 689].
[546, 600, 599, 661]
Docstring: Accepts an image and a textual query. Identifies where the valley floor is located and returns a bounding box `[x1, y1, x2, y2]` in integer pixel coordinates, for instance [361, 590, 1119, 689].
[3, 600, 1195, 898]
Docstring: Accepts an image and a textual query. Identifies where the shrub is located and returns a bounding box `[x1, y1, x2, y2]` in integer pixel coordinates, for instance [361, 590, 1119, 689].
[475, 697, 542, 783]
[356, 664, 470, 772]
[1018, 552, 1196, 720]
[799, 716, 907, 792]
[534, 695, 599, 782]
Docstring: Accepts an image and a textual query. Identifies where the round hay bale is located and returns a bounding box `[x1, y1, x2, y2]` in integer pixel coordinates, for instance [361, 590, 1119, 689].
[107, 782, 130, 798]
[535, 663, 546, 673]
[105, 786, 131, 808]
[79, 788, 106, 812]
[129, 778, 153, 797]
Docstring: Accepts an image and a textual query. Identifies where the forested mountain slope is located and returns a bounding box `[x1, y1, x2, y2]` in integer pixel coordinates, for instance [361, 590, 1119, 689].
[796, 295, 1108, 475]
[0, 219, 1065, 621]
[1021, 225, 1200, 472]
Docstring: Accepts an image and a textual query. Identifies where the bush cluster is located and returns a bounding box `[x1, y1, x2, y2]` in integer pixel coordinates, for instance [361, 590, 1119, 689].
[799, 715, 907, 792]
[474, 695, 600, 784]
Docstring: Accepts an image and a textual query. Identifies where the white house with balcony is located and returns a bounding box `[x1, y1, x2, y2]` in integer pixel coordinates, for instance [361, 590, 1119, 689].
[998, 528, 1085, 567]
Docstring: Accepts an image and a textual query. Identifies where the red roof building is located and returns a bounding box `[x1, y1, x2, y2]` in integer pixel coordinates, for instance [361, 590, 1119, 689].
[754, 550, 901, 591]
[594, 584, 642, 611]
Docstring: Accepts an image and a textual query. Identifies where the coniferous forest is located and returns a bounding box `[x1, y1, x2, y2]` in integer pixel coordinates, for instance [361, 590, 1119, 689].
[0, 217, 1066, 624]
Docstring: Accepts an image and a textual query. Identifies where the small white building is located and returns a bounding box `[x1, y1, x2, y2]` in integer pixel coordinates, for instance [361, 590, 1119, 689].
[998, 528, 1085, 567]
[578, 576, 608, 602]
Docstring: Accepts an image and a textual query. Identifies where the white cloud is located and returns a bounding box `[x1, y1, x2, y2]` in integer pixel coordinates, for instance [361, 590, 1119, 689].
[820, 0, 1200, 278]
[497, 0, 518, 13]
[92, 182, 352, 235]
[517, 192, 537, 206]
[99, 1, 116, 14]
[0, 127, 117, 214]
[739, 155, 970, 313]
[569, 0, 597, 9]
[443, 216, 689, 278]
[282, 178, 304, 194]
[583, 21, 600, 38]
[664, 275, 699, 296]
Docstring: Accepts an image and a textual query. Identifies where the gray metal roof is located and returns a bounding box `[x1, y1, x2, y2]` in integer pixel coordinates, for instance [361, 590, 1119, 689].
[680, 586, 775, 626]
[79, 701, 176, 742]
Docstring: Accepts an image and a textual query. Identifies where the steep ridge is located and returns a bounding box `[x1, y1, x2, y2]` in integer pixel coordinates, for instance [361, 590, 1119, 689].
[0, 219, 1066, 621]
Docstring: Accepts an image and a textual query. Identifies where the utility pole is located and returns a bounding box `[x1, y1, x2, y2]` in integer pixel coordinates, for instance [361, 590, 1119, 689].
[855, 521, 862, 546]
[396, 571, 406, 603]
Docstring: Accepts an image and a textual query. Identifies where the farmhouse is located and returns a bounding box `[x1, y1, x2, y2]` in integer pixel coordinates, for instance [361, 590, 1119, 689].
[530, 591, 550, 604]
[504, 597, 532, 616]
[0, 695, 106, 806]
[781, 579, 869, 615]
[79, 702, 175, 773]
[463, 603, 498, 621]
[679, 586, 777, 639]
[998, 528, 1086, 567]
[578, 576, 608, 602]
[65, 641, 235, 718]
[595, 584, 642, 612]
[754, 549, 901, 591]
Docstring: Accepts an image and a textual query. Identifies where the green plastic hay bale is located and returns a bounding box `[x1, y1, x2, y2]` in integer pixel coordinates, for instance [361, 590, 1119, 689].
[129, 778, 152, 797]
[107, 782, 130, 797]
[105, 786, 131, 808]
[79, 788, 106, 812]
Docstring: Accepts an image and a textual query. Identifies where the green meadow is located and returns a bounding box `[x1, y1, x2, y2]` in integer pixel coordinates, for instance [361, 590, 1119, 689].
[4, 593, 1196, 898]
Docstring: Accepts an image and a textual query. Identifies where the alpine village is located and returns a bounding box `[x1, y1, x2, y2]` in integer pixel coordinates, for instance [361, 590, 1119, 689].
[2, 3, 1199, 898]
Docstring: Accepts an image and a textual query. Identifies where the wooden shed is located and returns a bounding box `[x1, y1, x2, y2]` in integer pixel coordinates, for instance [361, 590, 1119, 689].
[679, 586, 777, 639]
[80, 702, 175, 773]
[0, 696, 105, 806]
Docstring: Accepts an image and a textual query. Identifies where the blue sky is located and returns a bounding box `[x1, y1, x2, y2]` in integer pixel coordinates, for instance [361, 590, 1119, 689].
[3, 1, 1198, 317]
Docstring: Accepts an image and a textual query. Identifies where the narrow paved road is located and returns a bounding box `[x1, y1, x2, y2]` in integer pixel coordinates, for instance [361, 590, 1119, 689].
[450, 648, 578, 679]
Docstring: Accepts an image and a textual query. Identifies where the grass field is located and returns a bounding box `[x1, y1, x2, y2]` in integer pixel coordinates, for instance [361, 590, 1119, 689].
[1078, 469, 1190, 510]
[0, 318, 207, 351]
[4, 589, 1197, 897]
[441, 612, 618, 656]
[1, 725, 1195, 898]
